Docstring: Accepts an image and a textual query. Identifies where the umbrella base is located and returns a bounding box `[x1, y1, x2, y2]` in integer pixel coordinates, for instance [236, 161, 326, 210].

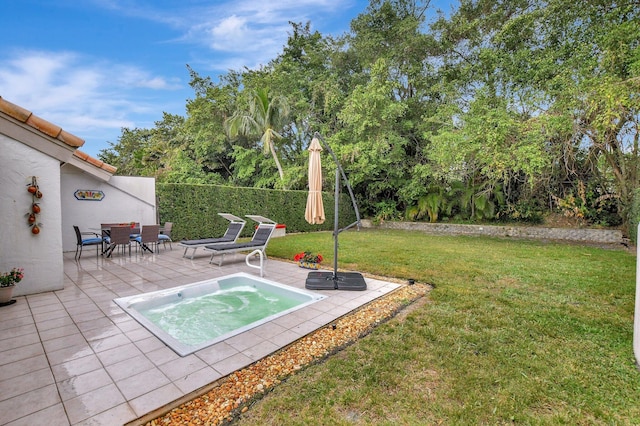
[305, 271, 367, 291]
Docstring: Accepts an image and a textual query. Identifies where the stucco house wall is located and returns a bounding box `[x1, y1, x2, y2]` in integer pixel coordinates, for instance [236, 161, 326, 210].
[0, 135, 64, 296]
[0, 96, 156, 297]
[61, 169, 156, 252]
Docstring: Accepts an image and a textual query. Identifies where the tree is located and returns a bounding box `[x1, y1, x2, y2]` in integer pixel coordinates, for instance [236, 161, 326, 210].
[224, 88, 291, 186]
[425, 0, 639, 230]
[183, 66, 241, 182]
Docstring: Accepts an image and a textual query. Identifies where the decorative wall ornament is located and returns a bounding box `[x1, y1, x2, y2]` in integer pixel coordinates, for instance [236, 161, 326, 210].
[26, 176, 42, 234]
[74, 189, 105, 201]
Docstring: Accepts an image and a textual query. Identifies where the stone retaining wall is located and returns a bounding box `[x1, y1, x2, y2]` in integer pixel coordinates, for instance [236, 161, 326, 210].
[360, 220, 623, 245]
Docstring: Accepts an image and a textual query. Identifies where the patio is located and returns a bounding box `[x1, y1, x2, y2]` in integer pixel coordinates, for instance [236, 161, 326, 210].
[0, 247, 400, 425]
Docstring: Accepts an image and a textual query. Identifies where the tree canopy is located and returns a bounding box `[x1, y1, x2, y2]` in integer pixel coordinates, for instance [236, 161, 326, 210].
[99, 0, 640, 233]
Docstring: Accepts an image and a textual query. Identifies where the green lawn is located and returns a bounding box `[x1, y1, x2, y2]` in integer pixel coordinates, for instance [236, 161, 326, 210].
[237, 229, 640, 424]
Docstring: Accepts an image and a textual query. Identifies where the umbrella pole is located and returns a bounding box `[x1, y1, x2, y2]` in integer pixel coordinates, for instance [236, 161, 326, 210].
[332, 167, 340, 289]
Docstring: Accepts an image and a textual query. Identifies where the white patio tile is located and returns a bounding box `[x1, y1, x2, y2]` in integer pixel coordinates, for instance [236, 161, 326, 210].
[128, 383, 182, 417]
[57, 368, 114, 401]
[0, 367, 55, 400]
[95, 342, 143, 366]
[46, 343, 95, 367]
[104, 354, 155, 382]
[63, 383, 126, 424]
[0, 383, 61, 424]
[0, 342, 45, 366]
[73, 403, 136, 426]
[115, 367, 171, 400]
[42, 333, 88, 353]
[172, 366, 222, 394]
[2, 250, 400, 425]
[157, 355, 207, 381]
[5, 403, 70, 426]
[51, 354, 103, 383]
[0, 354, 49, 382]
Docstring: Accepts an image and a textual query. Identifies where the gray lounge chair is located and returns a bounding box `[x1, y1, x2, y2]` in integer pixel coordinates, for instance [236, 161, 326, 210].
[178, 213, 246, 259]
[204, 215, 277, 266]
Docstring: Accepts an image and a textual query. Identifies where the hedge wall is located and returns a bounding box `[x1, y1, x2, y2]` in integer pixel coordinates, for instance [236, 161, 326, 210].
[156, 183, 357, 241]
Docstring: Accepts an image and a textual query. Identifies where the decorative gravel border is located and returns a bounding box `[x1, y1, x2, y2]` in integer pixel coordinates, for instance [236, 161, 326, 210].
[141, 283, 430, 426]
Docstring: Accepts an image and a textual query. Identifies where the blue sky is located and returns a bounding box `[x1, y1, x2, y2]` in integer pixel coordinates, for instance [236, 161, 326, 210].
[1, 0, 453, 157]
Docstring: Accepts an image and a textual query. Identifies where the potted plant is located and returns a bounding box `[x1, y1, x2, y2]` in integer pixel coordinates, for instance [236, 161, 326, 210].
[294, 251, 323, 269]
[0, 267, 23, 304]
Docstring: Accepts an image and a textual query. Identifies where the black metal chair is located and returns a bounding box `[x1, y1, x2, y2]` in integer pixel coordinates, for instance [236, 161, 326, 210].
[73, 226, 103, 260]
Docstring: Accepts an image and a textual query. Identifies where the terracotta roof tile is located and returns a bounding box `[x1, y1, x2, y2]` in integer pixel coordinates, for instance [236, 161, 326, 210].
[0, 97, 32, 122]
[0, 96, 116, 175]
[59, 129, 84, 147]
[74, 150, 89, 161]
[74, 150, 117, 174]
[26, 114, 62, 139]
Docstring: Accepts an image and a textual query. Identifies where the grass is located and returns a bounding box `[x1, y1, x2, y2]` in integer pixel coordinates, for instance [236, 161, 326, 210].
[235, 229, 640, 424]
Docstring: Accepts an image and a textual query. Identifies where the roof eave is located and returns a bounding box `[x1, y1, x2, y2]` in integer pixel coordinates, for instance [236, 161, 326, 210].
[0, 113, 77, 163]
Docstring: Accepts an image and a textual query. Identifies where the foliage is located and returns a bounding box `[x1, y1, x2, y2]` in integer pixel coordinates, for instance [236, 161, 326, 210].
[225, 87, 291, 186]
[0, 267, 23, 287]
[100, 0, 638, 235]
[371, 200, 402, 225]
[406, 186, 445, 223]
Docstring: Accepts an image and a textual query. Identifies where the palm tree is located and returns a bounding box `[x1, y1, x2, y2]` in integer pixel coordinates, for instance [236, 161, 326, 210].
[224, 88, 290, 183]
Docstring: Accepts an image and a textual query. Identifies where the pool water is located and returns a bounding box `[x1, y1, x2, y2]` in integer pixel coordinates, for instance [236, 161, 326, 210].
[140, 285, 306, 346]
[114, 273, 326, 356]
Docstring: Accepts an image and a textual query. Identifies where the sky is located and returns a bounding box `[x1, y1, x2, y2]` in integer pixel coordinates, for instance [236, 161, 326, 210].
[0, 0, 453, 158]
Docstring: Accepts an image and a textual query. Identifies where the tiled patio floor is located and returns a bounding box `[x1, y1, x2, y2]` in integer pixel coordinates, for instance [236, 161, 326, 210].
[0, 246, 400, 426]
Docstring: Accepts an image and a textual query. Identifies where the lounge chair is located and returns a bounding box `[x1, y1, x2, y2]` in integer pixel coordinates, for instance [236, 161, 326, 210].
[204, 215, 277, 266]
[178, 213, 246, 259]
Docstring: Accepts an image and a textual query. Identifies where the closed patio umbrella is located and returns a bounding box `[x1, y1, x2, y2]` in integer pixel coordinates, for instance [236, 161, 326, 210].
[304, 137, 325, 225]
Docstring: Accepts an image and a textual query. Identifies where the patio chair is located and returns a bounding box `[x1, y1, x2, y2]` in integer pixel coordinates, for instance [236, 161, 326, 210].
[204, 215, 277, 266]
[73, 225, 104, 260]
[105, 225, 132, 258]
[178, 213, 246, 259]
[158, 222, 173, 250]
[133, 224, 160, 254]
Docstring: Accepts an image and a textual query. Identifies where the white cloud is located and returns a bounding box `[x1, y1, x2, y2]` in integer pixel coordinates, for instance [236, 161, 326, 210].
[0, 0, 361, 156]
[99, 0, 357, 72]
[0, 49, 182, 152]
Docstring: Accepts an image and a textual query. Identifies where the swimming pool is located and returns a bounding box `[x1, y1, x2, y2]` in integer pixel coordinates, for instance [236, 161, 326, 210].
[114, 273, 326, 356]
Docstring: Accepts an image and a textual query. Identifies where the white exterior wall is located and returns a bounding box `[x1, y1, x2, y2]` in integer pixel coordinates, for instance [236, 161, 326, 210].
[0, 135, 64, 296]
[60, 168, 156, 251]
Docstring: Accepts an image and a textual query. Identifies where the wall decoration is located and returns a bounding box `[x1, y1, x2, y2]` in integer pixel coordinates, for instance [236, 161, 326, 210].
[26, 176, 42, 234]
[74, 189, 105, 201]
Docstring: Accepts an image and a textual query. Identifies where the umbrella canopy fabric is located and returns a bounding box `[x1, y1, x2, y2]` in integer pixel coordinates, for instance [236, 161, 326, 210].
[305, 137, 325, 225]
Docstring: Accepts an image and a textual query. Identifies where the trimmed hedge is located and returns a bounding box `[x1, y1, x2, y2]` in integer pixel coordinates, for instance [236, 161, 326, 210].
[157, 183, 357, 241]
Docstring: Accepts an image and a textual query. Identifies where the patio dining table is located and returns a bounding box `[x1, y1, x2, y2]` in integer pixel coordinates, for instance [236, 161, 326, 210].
[90, 223, 155, 255]
[92, 223, 167, 256]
